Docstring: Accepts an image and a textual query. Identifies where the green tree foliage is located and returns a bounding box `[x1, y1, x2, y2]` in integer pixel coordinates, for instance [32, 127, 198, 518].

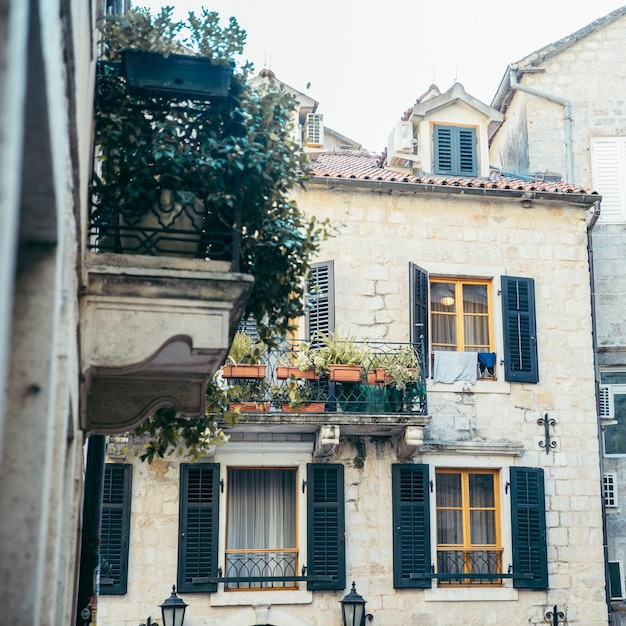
[94, 7, 332, 461]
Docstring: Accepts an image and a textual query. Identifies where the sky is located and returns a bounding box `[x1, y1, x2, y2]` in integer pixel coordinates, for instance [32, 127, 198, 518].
[140, 1, 626, 153]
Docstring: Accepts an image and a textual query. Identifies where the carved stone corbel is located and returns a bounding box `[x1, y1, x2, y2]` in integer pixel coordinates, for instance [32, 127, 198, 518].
[314, 425, 340, 459]
[395, 425, 424, 460]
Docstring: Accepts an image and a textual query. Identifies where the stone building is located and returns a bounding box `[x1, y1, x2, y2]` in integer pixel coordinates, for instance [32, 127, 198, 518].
[488, 5, 626, 621]
[99, 83, 608, 625]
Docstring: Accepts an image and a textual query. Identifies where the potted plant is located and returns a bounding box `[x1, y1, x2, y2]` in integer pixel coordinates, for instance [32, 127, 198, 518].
[221, 331, 266, 379]
[270, 379, 326, 413]
[316, 331, 369, 382]
[228, 379, 270, 413]
[276, 342, 320, 380]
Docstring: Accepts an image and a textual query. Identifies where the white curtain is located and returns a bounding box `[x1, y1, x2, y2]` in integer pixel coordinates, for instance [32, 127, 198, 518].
[227, 469, 296, 550]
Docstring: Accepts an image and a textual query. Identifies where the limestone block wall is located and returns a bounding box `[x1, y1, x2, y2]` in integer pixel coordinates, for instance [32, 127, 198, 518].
[99, 184, 608, 625]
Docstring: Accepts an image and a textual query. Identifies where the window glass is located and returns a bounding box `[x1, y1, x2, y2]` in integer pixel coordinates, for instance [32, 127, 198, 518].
[435, 469, 501, 585]
[605, 392, 626, 455]
[601, 371, 626, 385]
[226, 468, 297, 589]
[431, 279, 492, 352]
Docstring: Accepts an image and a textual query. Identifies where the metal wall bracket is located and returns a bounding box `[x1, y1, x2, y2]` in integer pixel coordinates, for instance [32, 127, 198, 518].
[538, 414, 557, 454]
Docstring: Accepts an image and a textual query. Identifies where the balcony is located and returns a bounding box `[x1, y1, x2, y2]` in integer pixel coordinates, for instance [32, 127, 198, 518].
[217, 339, 429, 457]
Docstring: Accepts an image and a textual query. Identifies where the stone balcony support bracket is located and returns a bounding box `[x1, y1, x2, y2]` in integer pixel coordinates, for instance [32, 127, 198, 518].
[314, 425, 340, 459]
[395, 425, 425, 460]
[80, 253, 253, 433]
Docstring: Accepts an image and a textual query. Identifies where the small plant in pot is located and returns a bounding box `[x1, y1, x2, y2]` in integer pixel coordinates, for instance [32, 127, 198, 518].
[221, 331, 266, 379]
[276, 342, 320, 380]
[228, 379, 270, 413]
[315, 331, 369, 382]
[270, 379, 326, 413]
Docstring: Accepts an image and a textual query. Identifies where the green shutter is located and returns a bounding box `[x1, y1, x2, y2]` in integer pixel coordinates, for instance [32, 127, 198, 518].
[501, 276, 539, 383]
[178, 463, 220, 593]
[434, 126, 477, 176]
[306, 261, 335, 341]
[100, 463, 132, 595]
[307, 463, 345, 590]
[392, 464, 431, 588]
[510, 467, 548, 589]
[409, 262, 429, 378]
[609, 562, 624, 599]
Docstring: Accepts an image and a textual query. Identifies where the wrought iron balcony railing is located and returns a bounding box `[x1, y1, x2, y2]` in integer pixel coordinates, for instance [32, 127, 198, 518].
[224, 550, 298, 590]
[219, 339, 427, 416]
[436, 549, 503, 586]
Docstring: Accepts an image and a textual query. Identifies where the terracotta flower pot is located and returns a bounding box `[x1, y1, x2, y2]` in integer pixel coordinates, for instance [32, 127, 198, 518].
[222, 364, 266, 379]
[280, 403, 326, 413]
[276, 366, 319, 380]
[329, 364, 363, 382]
[230, 402, 270, 412]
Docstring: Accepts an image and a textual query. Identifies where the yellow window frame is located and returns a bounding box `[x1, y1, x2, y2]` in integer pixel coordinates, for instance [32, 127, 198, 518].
[435, 469, 502, 585]
[430, 278, 494, 352]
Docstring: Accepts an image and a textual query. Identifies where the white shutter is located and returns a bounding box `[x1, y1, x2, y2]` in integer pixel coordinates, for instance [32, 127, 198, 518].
[306, 261, 334, 341]
[599, 384, 615, 421]
[591, 137, 626, 223]
[604, 472, 618, 508]
[305, 113, 324, 147]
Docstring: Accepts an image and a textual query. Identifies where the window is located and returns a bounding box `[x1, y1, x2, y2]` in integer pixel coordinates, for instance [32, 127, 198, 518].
[392, 464, 547, 589]
[305, 113, 324, 147]
[435, 469, 501, 585]
[600, 382, 626, 455]
[409, 265, 539, 383]
[306, 261, 335, 341]
[430, 279, 492, 353]
[99, 463, 132, 595]
[609, 561, 624, 600]
[433, 125, 477, 177]
[591, 137, 626, 223]
[178, 462, 345, 593]
[604, 473, 618, 508]
[225, 468, 297, 590]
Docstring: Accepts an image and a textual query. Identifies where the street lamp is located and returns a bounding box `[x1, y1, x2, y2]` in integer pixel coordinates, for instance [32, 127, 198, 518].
[340, 581, 374, 626]
[159, 585, 188, 626]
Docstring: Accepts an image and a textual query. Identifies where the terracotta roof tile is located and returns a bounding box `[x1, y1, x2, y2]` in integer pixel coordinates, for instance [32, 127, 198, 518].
[308, 152, 597, 196]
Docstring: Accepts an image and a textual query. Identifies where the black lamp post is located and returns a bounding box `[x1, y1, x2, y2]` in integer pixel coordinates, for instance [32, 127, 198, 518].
[340, 581, 374, 626]
[159, 585, 188, 626]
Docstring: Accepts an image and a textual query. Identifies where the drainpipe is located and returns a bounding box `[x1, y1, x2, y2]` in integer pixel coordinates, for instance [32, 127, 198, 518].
[509, 64, 573, 184]
[586, 199, 612, 620]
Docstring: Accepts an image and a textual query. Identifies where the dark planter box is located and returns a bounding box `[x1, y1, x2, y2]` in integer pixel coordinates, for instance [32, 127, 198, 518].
[122, 50, 233, 100]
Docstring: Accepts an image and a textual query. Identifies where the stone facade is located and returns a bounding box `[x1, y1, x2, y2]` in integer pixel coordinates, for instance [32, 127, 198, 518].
[489, 7, 626, 621]
[100, 179, 607, 625]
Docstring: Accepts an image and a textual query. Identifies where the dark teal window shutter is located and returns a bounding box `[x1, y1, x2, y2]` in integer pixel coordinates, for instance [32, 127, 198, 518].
[392, 464, 431, 588]
[409, 262, 429, 378]
[306, 261, 335, 341]
[100, 463, 132, 595]
[434, 126, 477, 176]
[307, 463, 345, 590]
[501, 276, 539, 383]
[510, 467, 548, 589]
[178, 463, 220, 593]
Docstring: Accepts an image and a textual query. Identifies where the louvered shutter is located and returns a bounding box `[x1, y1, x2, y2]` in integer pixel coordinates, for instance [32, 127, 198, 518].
[100, 464, 132, 595]
[501, 276, 539, 383]
[237, 316, 259, 341]
[306, 261, 335, 342]
[178, 463, 220, 593]
[591, 137, 626, 223]
[409, 262, 429, 377]
[510, 467, 548, 589]
[434, 126, 477, 176]
[392, 464, 431, 589]
[599, 384, 615, 420]
[307, 463, 345, 590]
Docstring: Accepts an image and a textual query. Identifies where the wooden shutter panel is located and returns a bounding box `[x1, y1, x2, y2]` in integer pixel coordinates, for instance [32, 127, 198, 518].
[306, 261, 335, 341]
[510, 467, 548, 589]
[434, 126, 477, 176]
[392, 464, 431, 589]
[409, 262, 429, 378]
[178, 463, 220, 593]
[434, 126, 453, 175]
[458, 127, 477, 176]
[501, 276, 539, 383]
[100, 463, 132, 595]
[307, 463, 345, 590]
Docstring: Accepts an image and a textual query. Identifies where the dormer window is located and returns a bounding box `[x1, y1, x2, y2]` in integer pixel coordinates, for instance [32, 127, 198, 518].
[305, 113, 324, 147]
[433, 125, 477, 177]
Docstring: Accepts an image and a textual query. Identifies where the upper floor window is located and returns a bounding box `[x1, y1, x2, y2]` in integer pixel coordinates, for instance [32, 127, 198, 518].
[599, 374, 626, 456]
[433, 125, 477, 177]
[591, 137, 626, 223]
[430, 279, 492, 353]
